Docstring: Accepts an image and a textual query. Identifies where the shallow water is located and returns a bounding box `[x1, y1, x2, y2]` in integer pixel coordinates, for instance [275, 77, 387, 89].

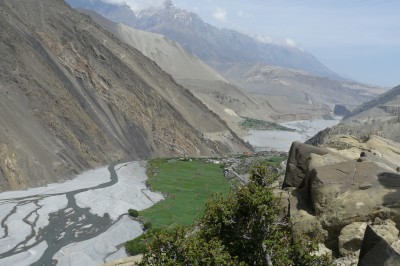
[244, 117, 342, 152]
[0, 162, 163, 265]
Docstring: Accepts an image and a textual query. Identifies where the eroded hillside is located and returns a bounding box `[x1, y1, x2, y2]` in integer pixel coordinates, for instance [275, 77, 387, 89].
[80, 9, 273, 135]
[68, 0, 386, 121]
[0, 0, 250, 191]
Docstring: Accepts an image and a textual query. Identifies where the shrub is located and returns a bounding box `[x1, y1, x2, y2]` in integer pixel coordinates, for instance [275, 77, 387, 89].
[144, 221, 152, 230]
[125, 229, 163, 255]
[125, 236, 146, 255]
[128, 209, 139, 217]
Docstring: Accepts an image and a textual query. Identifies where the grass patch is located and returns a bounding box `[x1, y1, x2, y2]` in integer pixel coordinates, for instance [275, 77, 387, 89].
[240, 117, 295, 131]
[140, 158, 230, 229]
[126, 158, 231, 255]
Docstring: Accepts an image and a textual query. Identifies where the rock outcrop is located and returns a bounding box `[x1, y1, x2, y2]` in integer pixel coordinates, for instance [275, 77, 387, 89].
[283, 142, 337, 188]
[283, 138, 400, 264]
[358, 224, 400, 266]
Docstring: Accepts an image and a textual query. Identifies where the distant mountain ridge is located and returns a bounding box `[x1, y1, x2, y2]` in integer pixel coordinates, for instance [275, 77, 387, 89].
[68, 0, 386, 121]
[225, 63, 387, 120]
[344, 84, 400, 122]
[67, 0, 340, 79]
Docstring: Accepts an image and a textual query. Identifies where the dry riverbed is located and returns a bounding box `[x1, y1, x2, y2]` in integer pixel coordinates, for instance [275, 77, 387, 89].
[244, 117, 342, 151]
[0, 162, 163, 266]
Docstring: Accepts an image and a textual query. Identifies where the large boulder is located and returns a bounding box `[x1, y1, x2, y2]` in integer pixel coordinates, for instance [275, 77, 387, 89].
[310, 161, 400, 230]
[339, 222, 368, 257]
[358, 225, 400, 265]
[337, 219, 399, 259]
[283, 142, 339, 188]
[288, 188, 328, 242]
[284, 139, 400, 263]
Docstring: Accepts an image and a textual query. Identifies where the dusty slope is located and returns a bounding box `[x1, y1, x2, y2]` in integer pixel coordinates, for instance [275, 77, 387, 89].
[225, 64, 386, 121]
[79, 9, 226, 82]
[70, 1, 387, 121]
[304, 85, 400, 146]
[80, 9, 273, 134]
[343, 84, 400, 123]
[0, 0, 249, 191]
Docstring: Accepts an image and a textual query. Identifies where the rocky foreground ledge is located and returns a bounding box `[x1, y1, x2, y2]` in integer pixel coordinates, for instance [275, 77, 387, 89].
[282, 135, 400, 265]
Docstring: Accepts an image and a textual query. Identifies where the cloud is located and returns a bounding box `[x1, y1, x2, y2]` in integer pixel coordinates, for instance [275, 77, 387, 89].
[254, 35, 274, 44]
[237, 10, 253, 19]
[285, 38, 297, 47]
[100, 0, 165, 11]
[213, 8, 227, 22]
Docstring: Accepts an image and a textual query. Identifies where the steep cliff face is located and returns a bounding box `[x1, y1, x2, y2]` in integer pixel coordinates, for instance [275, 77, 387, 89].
[0, 0, 249, 191]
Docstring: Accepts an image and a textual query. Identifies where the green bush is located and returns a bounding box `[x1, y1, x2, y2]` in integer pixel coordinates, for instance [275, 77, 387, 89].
[128, 209, 139, 217]
[144, 221, 152, 230]
[125, 236, 146, 255]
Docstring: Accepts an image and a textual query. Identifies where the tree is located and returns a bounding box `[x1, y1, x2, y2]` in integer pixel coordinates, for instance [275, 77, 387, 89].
[140, 226, 240, 265]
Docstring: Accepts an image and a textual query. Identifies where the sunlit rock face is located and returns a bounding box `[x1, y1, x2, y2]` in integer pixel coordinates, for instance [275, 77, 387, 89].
[283, 138, 400, 262]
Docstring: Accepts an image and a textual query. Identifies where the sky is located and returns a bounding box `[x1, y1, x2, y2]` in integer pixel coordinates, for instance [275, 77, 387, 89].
[101, 0, 400, 87]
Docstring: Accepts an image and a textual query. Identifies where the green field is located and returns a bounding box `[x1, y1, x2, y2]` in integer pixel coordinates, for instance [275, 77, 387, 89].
[139, 158, 231, 228]
[240, 117, 295, 131]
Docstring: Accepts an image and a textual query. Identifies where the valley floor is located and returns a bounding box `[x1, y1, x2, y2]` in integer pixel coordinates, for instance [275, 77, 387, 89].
[0, 162, 163, 266]
[0, 117, 343, 265]
[245, 117, 342, 151]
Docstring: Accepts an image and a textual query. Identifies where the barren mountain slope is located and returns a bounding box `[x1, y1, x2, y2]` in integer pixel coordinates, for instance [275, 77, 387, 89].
[69, 1, 387, 120]
[343, 84, 400, 123]
[0, 0, 249, 191]
[79, 9, 273, 135]
[68, 0, 339, 79]
[305, 86, 400, 146]
[225, 64, 386, 121]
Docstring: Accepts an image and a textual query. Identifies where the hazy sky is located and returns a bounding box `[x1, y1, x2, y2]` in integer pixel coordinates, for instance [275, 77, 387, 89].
[101, 0, 400, 87]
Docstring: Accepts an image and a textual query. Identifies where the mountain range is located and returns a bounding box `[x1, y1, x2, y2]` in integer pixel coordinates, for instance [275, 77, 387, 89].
[68, 0, 339, 79]
[70, 0, 386, 121]
[0, 0, 391, 191]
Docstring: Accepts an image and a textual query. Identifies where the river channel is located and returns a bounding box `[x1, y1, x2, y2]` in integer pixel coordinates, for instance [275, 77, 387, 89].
[0, 162, 163, 265]
[244, 117, 342, 152]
